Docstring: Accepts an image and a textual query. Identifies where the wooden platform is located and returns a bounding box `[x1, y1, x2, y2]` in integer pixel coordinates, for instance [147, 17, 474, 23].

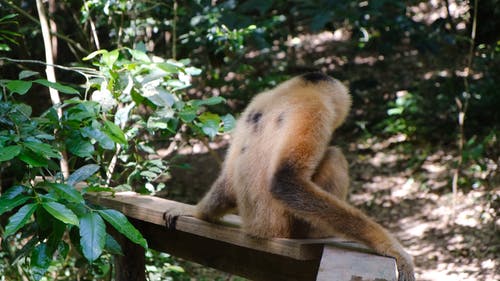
[86, 192, 398, 281]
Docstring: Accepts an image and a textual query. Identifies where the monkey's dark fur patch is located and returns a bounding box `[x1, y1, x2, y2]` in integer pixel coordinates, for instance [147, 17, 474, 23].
[301, 72, 332, 83]
[246, 111, 263, 124]
[271, 162, 329, 213]
[276, 112, 285, 127]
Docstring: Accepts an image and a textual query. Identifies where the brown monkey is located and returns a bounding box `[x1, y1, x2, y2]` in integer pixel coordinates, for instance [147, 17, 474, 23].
[164, 73, 415, 281]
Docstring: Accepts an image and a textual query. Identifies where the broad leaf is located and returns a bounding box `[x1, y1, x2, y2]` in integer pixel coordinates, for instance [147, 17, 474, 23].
[97, 209, 147, 248]
[104, 233, 123, 255]
[4, 203, 38, 237]
[19, 70, 39, 80]
[0, 185, 28, 200]
[103, 120, 127, 144]
[6, 80, 32, 95]
[81, 126, 114, 150]
[24, 142, 61, 159]
[34, 79, 79, 95]
[79, 212, 106, 262]
[66, 135, 94, 158]
[0, 145, 21, 162]
[102, 49, 119, 68]
[42, 202, 79, 226]
[47, 183, 84, 203]
[222, 114, 236, 132]
[67, 164, 100, 186]
[0, 194, 30, 216]
[128, 49, 151, 62]
[30, 243, 51, 281]
[18, 150, 48, 167]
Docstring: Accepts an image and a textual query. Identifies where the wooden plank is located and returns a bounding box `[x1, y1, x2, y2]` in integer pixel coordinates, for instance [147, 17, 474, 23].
[86, 192, 323, 260]
[132, 218, 321, 281]
[316, 245, 397, 281]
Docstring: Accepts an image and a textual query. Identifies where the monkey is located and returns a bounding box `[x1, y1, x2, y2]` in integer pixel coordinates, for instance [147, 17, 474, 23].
[163, 72, 415, 281]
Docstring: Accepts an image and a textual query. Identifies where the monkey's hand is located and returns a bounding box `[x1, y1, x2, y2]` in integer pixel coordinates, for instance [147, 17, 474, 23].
[395, 251, 415, 281]
[163, 204, 196, 230]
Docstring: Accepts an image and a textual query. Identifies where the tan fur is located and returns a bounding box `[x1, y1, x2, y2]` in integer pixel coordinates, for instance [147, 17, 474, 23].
[164, 73, 415, 281]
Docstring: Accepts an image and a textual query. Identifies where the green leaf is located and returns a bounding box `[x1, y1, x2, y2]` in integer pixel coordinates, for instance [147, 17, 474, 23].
[81, 126, 114, 150]
[24, 142, 61, 159]
[34, 79, 79, 95]
[0, 145, 21, 162]
[30, 243, 51, 281]
[179, 107, 197, 123]
[97, 209, 147, 248]
[103, 120, 127, 145]
[4, 203, 38, 237]
[156, 62, 179, 73]
[18, 150, 48, 167]
[82, 49, 108, 61]
[19, 70, 39, 80]
[6, 80, 32, 95]
[221, 114, 236, 132]
[0, 13, 18, 22]
[0, 194, 30, 216]
[42, 202, 79, 226]
[65, 135, 94, 158]
[199, 112, 221, 139]
[67, 164, 100, 186]
[104, 233, 122, 255]
[0, 185, 28, 200]
[102, 49, 119, 68]
[387, 107, 404, 116]
[47, 183, 84, 203]
[192, 96, 225, 107]
[79, 212, 106, 262]
[128, 49, 151, 62]
[184, 66, 202, 76]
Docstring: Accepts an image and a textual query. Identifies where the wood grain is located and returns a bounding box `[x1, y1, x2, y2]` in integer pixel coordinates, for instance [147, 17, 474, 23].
[86, 192, 398, 281]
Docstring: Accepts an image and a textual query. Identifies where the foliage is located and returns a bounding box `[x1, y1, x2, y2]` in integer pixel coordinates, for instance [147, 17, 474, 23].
[0, 45, 231, 280]
[0, 13, 21, 52]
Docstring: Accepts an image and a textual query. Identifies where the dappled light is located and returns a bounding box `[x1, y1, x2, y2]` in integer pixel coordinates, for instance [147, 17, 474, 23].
[1, 0, 498, 280]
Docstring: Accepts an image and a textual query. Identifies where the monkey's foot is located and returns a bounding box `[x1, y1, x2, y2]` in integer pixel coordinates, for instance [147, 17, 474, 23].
[396, 252, 416, 281]
[163, 204, 196, 230]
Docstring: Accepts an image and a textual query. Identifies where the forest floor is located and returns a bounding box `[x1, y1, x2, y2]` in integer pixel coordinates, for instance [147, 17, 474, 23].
[163, 136, 498, 281]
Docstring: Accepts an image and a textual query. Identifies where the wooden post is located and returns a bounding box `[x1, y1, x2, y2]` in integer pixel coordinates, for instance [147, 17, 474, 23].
[113, 221, 146, 281]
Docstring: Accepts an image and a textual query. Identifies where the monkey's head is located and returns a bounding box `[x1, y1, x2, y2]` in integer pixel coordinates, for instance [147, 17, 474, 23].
[299, 72, 352, 130]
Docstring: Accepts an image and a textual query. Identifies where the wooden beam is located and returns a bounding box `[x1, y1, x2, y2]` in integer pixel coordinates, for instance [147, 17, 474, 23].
[86, 192, 326, 260]
[86, 192, 398, 281]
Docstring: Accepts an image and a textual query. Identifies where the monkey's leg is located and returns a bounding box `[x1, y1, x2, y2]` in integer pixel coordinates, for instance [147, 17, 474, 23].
[312, 146, 350, 200]
[271, 162, 415, 281]
[194, 176, 236, 221]
[163, 175, 236, 228]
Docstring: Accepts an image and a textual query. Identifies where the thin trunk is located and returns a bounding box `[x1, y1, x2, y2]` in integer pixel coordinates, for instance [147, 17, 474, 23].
[36, 0, 69, 179]
[452, 0, 478, 213]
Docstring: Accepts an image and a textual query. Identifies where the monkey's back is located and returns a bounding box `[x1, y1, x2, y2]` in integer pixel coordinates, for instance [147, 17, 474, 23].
[222, 74, 350, 238]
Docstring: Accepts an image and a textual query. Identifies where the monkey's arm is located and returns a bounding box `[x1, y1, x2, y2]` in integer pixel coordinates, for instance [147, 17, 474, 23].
[164, 175, 236, 228]
[270, 159, 415, 281]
